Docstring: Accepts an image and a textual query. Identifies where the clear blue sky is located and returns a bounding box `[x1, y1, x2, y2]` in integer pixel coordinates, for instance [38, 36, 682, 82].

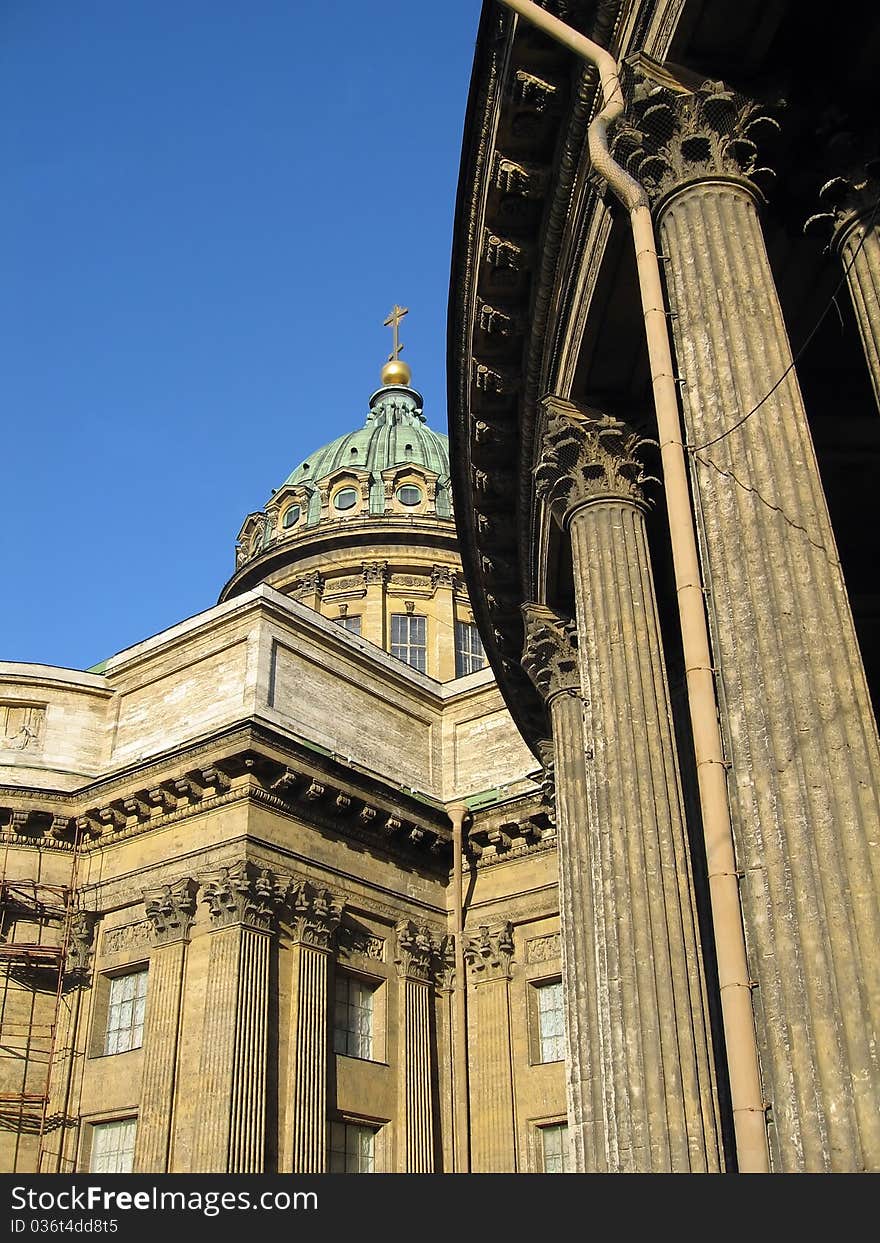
[1, 0, 481, 669]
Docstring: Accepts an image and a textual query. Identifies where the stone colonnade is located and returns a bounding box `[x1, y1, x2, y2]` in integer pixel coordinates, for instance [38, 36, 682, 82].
[532, 72, 880, 1171]
[524, 409, 723, 1172]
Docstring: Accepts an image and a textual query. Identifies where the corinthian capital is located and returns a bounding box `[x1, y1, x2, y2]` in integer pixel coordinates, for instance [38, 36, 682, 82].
[200, 861, 289, 932]
[534, 397, 653, 524]
[521, 603, 580, 704]
[66, 910, 99, 979]
[612, 58, 781, 209]
[465, 922, 515, 983]
[143, 877, 198, 946]
[804, 123, 880, 250]
[286, 880, 344, 951]
[394, 919, 442, 983]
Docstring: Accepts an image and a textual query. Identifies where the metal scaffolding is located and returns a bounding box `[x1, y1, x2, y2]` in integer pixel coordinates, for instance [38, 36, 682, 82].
[0, 841, 82, 1172]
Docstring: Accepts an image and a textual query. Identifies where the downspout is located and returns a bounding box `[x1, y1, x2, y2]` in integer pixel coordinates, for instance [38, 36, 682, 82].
[495, 0, 770, 1173]
[446, 802, 471, 1171]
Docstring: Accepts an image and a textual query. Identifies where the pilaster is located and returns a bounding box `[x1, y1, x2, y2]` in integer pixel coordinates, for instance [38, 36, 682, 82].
[394, 920, 440, 1172]
[531, 402, 723, 1172]
[284, 881, 343, 1173]
[133, 877, 198, 1173]
[191, 862, 287, 1172]
[465, 923, 516, 1172]
[361, 560, 389, 651]
[619, 68, 880, 1170]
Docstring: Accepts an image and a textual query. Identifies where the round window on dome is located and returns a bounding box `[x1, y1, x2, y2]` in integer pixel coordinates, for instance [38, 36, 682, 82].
[397, 485, 423, 507]
[282, 504, 301, 529]
[333, 487, 358, 512]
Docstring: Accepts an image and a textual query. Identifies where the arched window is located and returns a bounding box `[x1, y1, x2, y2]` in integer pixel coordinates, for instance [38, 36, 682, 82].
[396, 484, 422, 507]
[333, 487, 358, 512]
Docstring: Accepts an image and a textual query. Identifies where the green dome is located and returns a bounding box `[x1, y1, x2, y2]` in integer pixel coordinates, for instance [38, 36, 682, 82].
[279, 384, 453, 523]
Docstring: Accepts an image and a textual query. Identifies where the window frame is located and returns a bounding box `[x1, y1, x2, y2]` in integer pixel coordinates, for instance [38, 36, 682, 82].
[332, 969, 385, 1063]
[533, 1117, 572, 1173]
[329, 1117, 385, 1174]
[390, 613, 427, 673]
[83, 1115, 138, 1174]
[332, 486, 359, 513]
[454, 618, 486, 677]
[528, 975, 565, 1066]
[89, 963, 149, 1059]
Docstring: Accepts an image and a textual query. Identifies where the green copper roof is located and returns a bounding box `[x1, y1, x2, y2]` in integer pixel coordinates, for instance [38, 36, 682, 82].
[280, 384, 452, 520]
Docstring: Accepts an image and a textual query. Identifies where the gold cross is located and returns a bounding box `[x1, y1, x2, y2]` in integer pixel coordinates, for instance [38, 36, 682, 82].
[383, 304, 408, 361]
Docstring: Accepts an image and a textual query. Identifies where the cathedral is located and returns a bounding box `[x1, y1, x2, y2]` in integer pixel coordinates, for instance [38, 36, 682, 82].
[2, 0, 879, 1176]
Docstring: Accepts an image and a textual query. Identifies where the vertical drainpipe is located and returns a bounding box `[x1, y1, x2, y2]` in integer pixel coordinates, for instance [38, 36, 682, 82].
[446, 801, 471, 1171]
[492, 0, 770, 1173]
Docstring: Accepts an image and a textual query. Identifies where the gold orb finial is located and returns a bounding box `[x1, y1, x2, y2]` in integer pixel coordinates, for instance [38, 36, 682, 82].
[381, 357, 412, 387]
[382, 304, 411, 387]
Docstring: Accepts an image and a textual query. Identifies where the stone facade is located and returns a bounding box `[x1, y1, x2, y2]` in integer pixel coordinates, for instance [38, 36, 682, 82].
[0, 366, 558, 1176]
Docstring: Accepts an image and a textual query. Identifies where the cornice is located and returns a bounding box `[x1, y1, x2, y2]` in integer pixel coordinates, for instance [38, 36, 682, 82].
[0, 721, 452, 873]
[219, 518, 460, 603]
[447, 1, 625, 757]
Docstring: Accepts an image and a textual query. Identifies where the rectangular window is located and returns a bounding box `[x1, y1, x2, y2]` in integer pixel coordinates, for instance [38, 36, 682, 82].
[455, 619, 485, 677]
[338, 615, 362, 635]
[390, 614, 427, 673]
[333, 974, 374, 1059]
[90, 1118, 137, 1173]
[536, 979, 565, 1063]
[329, 1121, 377, 1173]
[541, 1123, 570, 1173]
[105, 969, 148, 1055]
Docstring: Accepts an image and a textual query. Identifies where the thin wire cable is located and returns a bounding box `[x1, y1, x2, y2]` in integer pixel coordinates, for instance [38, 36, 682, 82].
[689, 193, 880, 452]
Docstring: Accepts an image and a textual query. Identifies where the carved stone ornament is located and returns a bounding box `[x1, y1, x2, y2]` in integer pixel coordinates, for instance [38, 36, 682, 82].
[526, 932, 561, 964]
[612, 59, 782, 209]
[534, 398, 655, 524]
[337, 924, 385, 964]
[804, 122, 880, 249]
[535, 737, 558, 829]
[362, 560, 389, 586]
[394, 919, 440, 983]
[286, 880, 344, 951]
[200, 861, 288, 932]
[142, 877, 198, 946]
[465, 922, 515, 982]
[65, 910, 99, 977]
[521, 603, 580, 704]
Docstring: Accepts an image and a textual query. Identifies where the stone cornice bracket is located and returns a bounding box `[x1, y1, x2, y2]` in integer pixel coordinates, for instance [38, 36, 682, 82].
[804, 125, 880, 250]
[612, 59, 782, 212]
[520, 603, 580, 706]
[534, 398, 656, 527]
[286, 880, 343, 951]
[465, 922, 515, 983]
[395, 914, 442, 979]
[200, 861, 289, 933]
[65, 910, 99, 979]
[142, 877, 198, 947]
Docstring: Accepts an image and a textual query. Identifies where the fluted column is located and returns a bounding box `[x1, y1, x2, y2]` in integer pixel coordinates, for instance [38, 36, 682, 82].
[807, 140, 880, 411]
[531, 404, 723, 1172]
[619, 74, 880, 1170]
[465, 924, 516, 1172]
[191, 863, 287, 1172]
[133, 878, 198, 1173]
[522, 610, 603, 1172]
[285, 882, 343, 1173]
[394, 921, 442, 1172]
